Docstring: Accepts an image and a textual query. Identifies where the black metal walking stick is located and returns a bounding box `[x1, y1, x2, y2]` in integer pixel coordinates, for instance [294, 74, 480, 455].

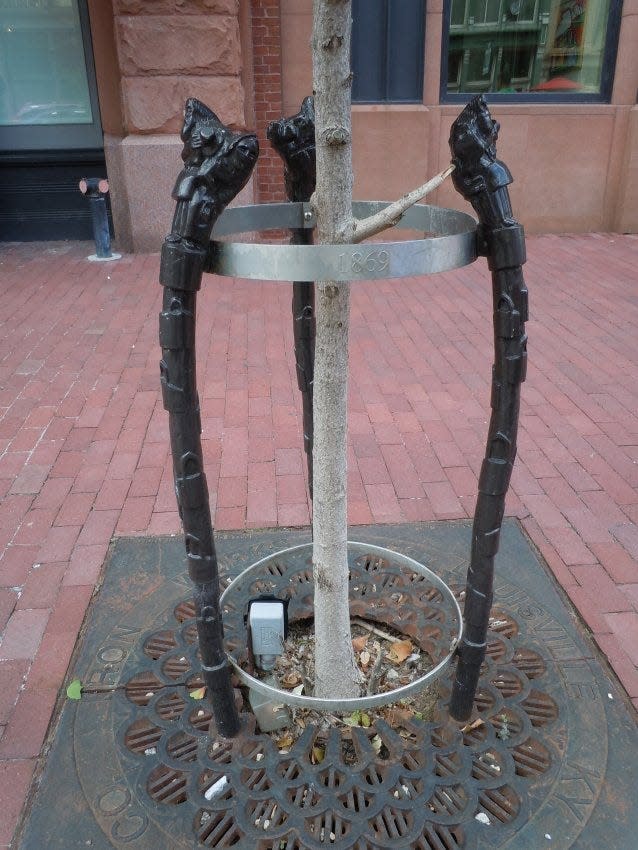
[159, 98, 259, 737]
[267, 96, 317, 499]
[448, 96, 529, 721]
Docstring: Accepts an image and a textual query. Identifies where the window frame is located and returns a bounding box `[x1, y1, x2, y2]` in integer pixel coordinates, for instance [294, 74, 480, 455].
[0, 0, 103, 153]
[351, 0, 426, 104]
[439, 0, 624, 104]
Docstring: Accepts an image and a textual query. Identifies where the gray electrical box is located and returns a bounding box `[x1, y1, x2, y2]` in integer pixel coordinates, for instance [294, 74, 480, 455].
[248, 600, 285, 670]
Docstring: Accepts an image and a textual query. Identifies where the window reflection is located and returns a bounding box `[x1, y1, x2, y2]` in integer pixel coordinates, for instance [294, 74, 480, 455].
[0, 0, 92, 126]
[446, 0, 611, 95]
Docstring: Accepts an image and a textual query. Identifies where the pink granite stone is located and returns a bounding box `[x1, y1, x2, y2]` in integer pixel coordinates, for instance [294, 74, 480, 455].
[116, 15, 241, 76]
[122, 76, 245, 134]
[115, 0, 238, 14]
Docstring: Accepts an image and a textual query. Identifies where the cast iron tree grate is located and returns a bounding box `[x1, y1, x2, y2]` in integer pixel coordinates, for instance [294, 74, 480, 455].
[116, 552, 562, 849]
[23, 524, 638, 849]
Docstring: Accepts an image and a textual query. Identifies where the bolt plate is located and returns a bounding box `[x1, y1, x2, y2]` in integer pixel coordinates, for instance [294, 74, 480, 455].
[19, 521, 637, 849]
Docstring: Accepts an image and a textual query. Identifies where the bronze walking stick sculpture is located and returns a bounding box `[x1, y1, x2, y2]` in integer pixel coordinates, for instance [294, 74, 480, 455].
[159, 93, 525, 732]
[448, 95, 529, 721]
[159, 98, 258, 737]
[267, 96, 317, 498]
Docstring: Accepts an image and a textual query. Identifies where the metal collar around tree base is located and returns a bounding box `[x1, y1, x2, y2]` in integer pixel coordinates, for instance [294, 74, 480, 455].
[220, 541, 463, 712]
[207, 201, 478, 281]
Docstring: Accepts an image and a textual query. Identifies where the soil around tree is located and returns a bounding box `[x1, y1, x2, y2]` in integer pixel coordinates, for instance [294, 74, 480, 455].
[239, 616, 440, 762]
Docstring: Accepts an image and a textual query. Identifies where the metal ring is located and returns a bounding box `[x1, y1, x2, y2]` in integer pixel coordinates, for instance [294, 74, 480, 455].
[209, 201, 477, 281]
[220, 541, 463, 712]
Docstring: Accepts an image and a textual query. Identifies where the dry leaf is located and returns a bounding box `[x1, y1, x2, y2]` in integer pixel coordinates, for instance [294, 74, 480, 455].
[387, 639, 413, 664]
[189, 686, 206, 700]
[384, 707, 414, 728]
[277, 733, 294, 750]
[343, 711, 361, 727]
[66, 679, 82, 701]
[461, 717, 485, 733]
[352, 636, 368, 652]
[311, 746, 325, 764]
[360, 650, 371, 668]
[282, 672, 302, 688]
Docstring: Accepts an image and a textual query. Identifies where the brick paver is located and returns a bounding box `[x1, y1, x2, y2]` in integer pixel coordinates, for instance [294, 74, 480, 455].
[0, 234, 637, 844]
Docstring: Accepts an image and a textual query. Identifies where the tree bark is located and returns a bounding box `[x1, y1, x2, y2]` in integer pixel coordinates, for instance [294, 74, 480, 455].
[311, 0, 361, 699]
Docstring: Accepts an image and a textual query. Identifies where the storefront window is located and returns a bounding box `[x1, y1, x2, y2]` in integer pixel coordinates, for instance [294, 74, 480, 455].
[443, 0, 620, 99]
[0, 0, 93, 126]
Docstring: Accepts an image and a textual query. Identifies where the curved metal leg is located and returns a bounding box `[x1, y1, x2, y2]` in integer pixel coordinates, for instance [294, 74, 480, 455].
[267, 97, 317, 499]
[160, 287, 241, 734]
[159, 99, 258, 737]
[448, 96, 529, 721]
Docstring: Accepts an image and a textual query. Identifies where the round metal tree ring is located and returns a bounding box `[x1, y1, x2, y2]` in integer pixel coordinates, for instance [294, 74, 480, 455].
[209, 201, 478, 281]
[220, 541, 463, 711]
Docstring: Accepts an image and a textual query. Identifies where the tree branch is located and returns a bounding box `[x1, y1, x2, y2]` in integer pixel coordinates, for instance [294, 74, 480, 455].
[351, 164, 455, 244]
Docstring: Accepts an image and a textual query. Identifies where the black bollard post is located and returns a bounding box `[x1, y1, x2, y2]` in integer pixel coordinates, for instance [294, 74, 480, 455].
[267, 96, 317, 499]
[79, 178, 119, 261]
[448, 96, 529, 722]
[159, 99, 259, 738]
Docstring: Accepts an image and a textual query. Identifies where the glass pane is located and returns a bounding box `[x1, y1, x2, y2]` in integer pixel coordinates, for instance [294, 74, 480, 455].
[486, 0, 501, 22]
[445, 0, 612, 96]
[352, 0, 387, 102]
[0, 0, 93, 126]
[467, 0, 500, 23]
[448, 48, 464, 91]
[386, 0, 424, 101]
[519, 0, 538, 22]
[451, 0, 466, 26]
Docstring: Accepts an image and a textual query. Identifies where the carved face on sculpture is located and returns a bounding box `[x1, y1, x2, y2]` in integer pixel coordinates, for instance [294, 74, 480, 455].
[475, 96, 499, 157]
[180, 98, 259, 201]
[449, 95, 499, 168]
[267, 96, 316, 201]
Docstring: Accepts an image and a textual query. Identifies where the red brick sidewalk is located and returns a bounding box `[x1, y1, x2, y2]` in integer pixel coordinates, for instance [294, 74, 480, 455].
[1, 234, 637, 845]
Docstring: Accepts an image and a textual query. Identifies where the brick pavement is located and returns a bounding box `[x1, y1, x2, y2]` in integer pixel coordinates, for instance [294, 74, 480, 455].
[1, 233, 637, 845]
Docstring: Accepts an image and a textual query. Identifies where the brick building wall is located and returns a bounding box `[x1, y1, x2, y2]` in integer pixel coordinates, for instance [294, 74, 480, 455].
[250, 0, 285, 203]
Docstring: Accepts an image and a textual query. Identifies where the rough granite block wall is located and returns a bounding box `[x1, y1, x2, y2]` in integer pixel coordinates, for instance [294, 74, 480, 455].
[113, 0, 246, 134]
[107, 0, 252, 251]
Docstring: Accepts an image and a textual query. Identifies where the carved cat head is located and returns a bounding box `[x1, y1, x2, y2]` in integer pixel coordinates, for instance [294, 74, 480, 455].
[267, 95, 316, 202]
[449, 94, 499, 172]
[181, 98, 259, 206]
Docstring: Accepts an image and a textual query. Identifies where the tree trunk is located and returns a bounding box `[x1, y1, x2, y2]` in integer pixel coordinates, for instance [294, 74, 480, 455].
[311, 0, 361, 699]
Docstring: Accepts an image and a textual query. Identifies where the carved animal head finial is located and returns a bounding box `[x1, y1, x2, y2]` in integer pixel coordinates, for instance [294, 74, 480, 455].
[169, 99, 259, 244]
[448, 96, 515, 227]
[180, 98, 259, 196]
[449, 95, 500, 174]
[267, 95, 316, 202]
